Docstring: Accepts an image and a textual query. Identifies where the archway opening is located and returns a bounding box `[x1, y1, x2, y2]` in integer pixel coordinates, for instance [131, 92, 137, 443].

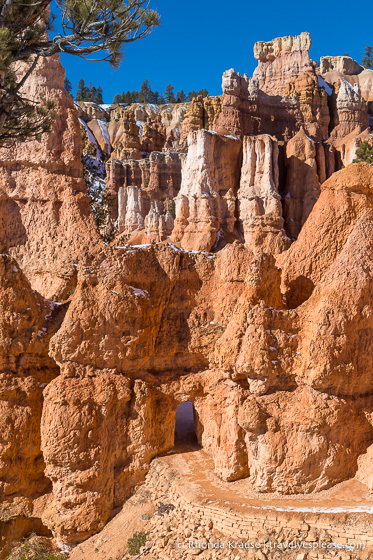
[174, 401, 198, 448]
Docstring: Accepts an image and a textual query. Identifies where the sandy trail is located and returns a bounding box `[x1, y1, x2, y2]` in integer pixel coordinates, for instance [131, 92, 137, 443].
[69, 437, 373, 559]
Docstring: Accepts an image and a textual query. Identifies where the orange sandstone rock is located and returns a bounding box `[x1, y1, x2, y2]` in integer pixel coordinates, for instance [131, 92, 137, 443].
[279, 163, 373, 307]
[0, 55, 102, 300]
[171, 130, 242, 251]
[237, 134, 290, 253]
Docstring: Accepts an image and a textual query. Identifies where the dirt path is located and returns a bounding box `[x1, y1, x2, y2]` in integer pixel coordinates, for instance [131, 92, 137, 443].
[162, 448, 373, 513]
[68, 447, 373, 560]
[68, 485, 155, 560]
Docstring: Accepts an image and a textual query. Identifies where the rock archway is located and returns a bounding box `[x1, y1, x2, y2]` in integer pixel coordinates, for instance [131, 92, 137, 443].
[174, 401, 199, 448]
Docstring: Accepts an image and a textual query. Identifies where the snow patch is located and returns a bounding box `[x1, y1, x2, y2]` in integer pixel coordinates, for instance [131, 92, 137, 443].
[129, 286, 148, 298]
[305, 133, 316, 144]
[97, 119, 111, 153]
[243, 503, 373, 514]
[136, 120, 144, 138]
[79, 118, 100, 155]
[317, 75, 333, 96]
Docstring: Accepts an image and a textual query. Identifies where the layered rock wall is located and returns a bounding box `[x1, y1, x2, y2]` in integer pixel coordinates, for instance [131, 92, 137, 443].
[107, 151, 182, 242]
[0, 55, 102, 300]
[216, 67, 330, 142]
[237, 135, 289, 253]
[329, 79, 369, 138]
[283, 128, 324, 239]
[106, 151, 182, 198]
[253, 32, 314, 96]
[171, 130, 242, 251]
[117, 186, 174, 242]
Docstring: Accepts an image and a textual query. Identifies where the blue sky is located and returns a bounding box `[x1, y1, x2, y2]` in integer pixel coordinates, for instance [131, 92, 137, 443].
[57, 0, 371, 103]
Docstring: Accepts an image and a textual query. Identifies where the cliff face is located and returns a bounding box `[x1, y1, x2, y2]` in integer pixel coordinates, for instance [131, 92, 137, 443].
[215, 38, 330, 143]
[37, 166, 373, 544]
[253, 32, 314, 96]
[0, 255, 63, 555]
[1, 30, 373, 556]
[237, 135, 289, 253]
[0, 55, 102, 301]
[171, 130, 242, 252]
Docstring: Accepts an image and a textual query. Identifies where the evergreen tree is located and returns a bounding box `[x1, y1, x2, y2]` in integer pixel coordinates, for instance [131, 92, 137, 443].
[64, 77, 73, 95]
[0, 0, 160, 146]
[187, 90, 198, 101]
[76, 79, 86, 101]
[164, 84, 176, 103]
[353, 141, 373, 164]
[176, 90, 187, 103]
[362, 46, 373, 69]
[129, 91, 138, 103]
[139, 79, 152, 103]
[83, 85, 91, 100]
[76, 81, 104, 103]
[150, 90, 160, 104]
[90, 86, 98, 102]
[112, 81, 211, 106]
[97, 86, 104, 104]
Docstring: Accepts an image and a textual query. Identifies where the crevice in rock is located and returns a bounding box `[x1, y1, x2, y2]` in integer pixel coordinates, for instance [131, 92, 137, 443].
[284, 275, 315, 309]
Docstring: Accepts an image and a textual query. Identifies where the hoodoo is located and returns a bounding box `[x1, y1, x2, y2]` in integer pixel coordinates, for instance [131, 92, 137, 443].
[1, 28, 373, 560]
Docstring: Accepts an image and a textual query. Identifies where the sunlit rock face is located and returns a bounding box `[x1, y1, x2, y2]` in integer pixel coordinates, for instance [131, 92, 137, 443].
[237, 134, 290, 253]
[253, 31, 314, 96]
[171, 129, 242, 252]
[215, 32, 330, 142]
[1, 28, 373, 554]
[0, 55, 102, 301]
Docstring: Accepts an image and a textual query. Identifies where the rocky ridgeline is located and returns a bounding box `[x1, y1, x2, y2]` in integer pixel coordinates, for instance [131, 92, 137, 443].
[77, 31, 372, 250]
[1, 31, 373, 556]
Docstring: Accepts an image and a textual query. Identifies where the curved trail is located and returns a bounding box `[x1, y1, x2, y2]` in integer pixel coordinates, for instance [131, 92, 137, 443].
[165, 447, 373, 514]
[69, 446, 373, 560]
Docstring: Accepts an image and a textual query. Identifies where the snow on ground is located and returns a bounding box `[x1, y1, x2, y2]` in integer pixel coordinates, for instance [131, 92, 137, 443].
[136, 120, 144, 138]
[97, 119, 112, 153]
[79, 118, 100, 155]
[317, 75, 333, 96]
[129, 286, 149, 298]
